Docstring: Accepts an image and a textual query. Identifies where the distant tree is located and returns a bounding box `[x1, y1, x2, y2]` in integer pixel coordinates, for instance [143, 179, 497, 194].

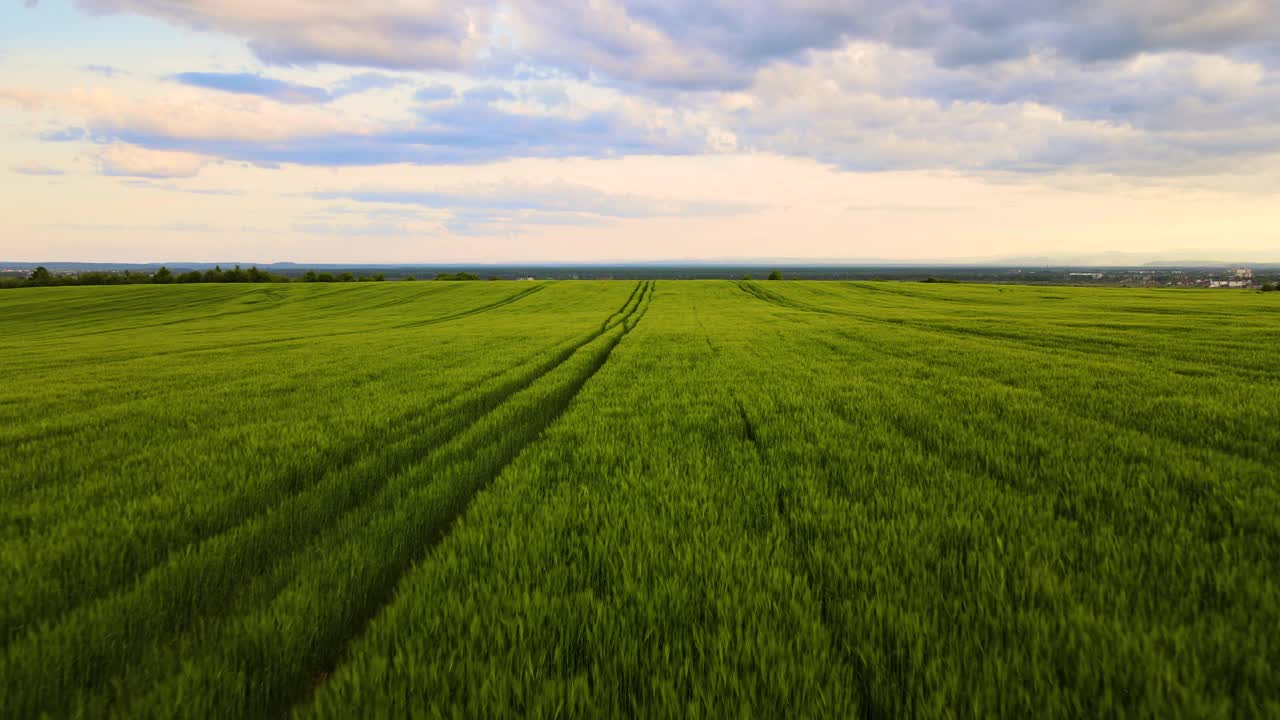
[403, 275, 416, 281]
[372, 273, 385, 282]
[741, 274, 753, 280]
[434, 272, 481, 281]
[28, 266, 52, 286]
[317, 272, 336, 283]
[303, 270, 318, 282]
[76, 271, 109, 285]
[177, 270, 203, 283]
[767, 269, 783, 281]
[153, 266, 173, 284]
[339, 272, 356, 282]
[204, 265, 225, 283]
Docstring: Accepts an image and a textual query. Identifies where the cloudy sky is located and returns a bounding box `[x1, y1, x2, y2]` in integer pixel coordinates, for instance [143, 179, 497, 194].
[3, 1, 1279, 263]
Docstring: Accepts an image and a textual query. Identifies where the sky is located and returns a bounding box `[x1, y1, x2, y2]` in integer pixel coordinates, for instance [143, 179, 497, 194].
[2, 1, 1279, 264]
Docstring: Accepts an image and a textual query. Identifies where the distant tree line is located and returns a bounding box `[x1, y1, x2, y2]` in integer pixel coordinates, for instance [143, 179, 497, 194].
[2, 265, 390, 289]
[171, 265, 294, 284]
[740, 270, 785, 281]
[301, 270, 385, 282]
[1, 266, 159, 288]
[9, 265, 1275, 290]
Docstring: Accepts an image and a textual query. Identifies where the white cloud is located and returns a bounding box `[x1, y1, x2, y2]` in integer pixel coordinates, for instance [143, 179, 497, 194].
[0, 86, 378, 143]
[732, 54, 1129, 173]
[698, 41, 1280, 176]
[10, 163, 66, 176]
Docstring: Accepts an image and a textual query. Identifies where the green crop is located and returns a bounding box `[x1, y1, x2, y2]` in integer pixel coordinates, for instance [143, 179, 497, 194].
[1, 280, 1276, 718]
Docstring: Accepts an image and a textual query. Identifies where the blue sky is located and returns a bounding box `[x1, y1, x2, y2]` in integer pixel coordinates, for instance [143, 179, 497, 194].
[2, 0, 1279, 262]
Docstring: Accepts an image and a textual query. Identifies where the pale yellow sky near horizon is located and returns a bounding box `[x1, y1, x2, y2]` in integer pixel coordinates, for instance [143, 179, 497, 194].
[7, 153, 1280, 263]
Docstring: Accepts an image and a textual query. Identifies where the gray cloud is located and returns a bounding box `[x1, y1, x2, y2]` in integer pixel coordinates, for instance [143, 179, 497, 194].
[331, 72, 408, 96]
[77, 0, 494, 69]
[171, 72, 331, 104]
[60, 1, 1280, 89]
[462, 85, 516, 103]
[414, 84, 458, 102]
[82, 64, 126, 77]
[100, 92, 715, 167]
[10, 163, 66, 176]
[170, 71, 407, 103]
[728, 41, 1280, 175]
[311, 182, 755, 218]
[511, 1, 1280, 90]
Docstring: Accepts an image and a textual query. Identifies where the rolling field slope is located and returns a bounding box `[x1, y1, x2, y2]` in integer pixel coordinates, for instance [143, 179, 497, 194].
[2, 280, 1277, 718]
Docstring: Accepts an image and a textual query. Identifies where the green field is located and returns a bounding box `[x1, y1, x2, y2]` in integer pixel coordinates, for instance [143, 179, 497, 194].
[2, 280, 1278, 718]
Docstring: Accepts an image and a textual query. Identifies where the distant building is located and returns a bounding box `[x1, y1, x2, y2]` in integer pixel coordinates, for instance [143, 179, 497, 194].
[1234, 268, 1254, 279]
[1068, 272, 1104, 280]
[1209, 280, 1250, 288]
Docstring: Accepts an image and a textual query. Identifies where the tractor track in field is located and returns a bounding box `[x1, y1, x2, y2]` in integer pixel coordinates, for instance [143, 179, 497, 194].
[812, 327, 1275, 477]
[736, 280, 1271, 383]
[3, 342, 567, 523]
[602, 280, 643, 330]
[0, 282, 654, 719]
[53, 285, 362, 339]
[742, 278, 1269, 384]
[0, 283, 556, 457]
[3, 283, 638, 632]
[80, 281, 656, 718]
[21, 281, 538, 371]
[279, 281, 655, 717]
[712, 304, 892, 718]
[393, 281, 553, 329]
[0, 331, 585, 640]
[736, 282, 1274, 468]
[733, 395, 763, 455]
[696, 323, 865, 716]
[0, 294, 559, 498]
[3, 282, 557, 466]
[34, 282, 464, 343]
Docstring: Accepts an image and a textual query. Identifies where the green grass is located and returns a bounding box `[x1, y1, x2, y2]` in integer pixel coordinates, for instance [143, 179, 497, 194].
[1, 280, 1277, 718]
